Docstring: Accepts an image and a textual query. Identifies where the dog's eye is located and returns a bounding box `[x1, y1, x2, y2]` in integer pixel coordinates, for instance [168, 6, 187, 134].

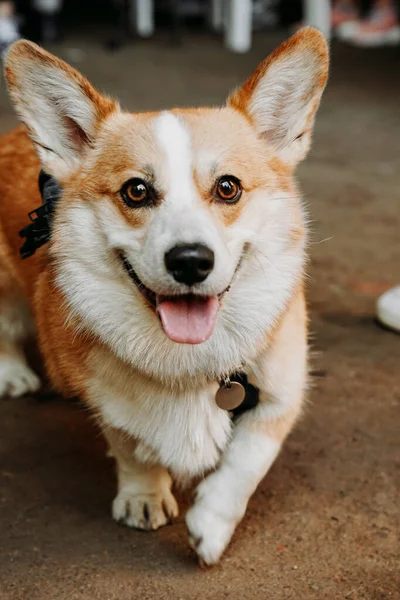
[121, 178, 150, 207]
[215, 176, 242, 204]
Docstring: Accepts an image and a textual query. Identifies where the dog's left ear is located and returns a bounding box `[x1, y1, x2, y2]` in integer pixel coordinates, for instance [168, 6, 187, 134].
[4, 40, 119, 179]
[229, 27, 329, 167]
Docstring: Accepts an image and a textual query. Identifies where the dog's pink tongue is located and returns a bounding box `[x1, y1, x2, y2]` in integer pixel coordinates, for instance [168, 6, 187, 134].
[157, 295, 219, 344]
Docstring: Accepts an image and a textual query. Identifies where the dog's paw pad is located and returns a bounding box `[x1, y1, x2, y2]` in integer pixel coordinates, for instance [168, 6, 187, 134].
[0, 358, 41, 398]
[112, 488, 179, 531]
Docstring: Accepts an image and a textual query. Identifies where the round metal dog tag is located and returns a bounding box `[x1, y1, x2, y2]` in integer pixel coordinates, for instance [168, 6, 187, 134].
[215, 381, 245, 411]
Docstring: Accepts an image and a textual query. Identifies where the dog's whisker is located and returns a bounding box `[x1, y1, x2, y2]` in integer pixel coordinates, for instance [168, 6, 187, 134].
[310, 236, 334, 245]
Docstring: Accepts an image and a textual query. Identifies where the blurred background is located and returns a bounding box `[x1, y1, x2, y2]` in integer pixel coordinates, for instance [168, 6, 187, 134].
[0, 2, 399, 600]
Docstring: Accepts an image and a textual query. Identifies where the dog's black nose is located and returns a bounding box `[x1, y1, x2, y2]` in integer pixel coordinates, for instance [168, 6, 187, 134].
[165, 244, 215, 286]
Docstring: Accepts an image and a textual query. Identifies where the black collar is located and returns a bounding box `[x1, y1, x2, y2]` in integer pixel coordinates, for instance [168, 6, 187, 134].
[225, 372, 260, 418]
[19, 170, 62, 259]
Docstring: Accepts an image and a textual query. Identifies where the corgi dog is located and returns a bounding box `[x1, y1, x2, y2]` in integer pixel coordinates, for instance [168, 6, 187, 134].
[0, 28, 328, 565]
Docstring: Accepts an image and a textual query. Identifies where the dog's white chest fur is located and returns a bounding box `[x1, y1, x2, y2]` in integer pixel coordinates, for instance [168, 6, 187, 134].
[88, 349, 232, 480]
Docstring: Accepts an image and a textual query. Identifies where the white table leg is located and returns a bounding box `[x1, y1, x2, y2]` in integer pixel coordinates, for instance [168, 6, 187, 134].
[304, 0, 331, 40]
[132, 0, 154, 38]
[225, 0, 252, 54]
[209, 0, 224, 32]
[33, 0, 63, 12]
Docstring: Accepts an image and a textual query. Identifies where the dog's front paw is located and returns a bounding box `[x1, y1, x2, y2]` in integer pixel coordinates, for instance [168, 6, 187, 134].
[186, 474, 244, 566]
[186, 471, 248, 565]
[186, 501, 236, 566]
[0, 358, 41, 398]
[112, 487, 179, 531]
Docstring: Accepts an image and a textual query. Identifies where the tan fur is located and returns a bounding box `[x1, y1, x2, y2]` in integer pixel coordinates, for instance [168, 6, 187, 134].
[0, 28, 328, 565]
[250, 289, 307, 442]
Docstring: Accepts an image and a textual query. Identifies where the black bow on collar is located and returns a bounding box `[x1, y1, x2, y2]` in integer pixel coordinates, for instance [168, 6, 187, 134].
[19, 170, 62, 259]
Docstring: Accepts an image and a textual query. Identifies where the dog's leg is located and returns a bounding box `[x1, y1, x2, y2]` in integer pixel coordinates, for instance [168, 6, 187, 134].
[0, 337, 41, 398]
[186, 291, 307, 565]
[104, 426, 179, 531]
[0, 262, 41, 398]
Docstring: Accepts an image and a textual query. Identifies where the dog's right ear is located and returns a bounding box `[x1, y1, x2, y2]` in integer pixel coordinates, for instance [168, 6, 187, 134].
[4, 40, 118, 179]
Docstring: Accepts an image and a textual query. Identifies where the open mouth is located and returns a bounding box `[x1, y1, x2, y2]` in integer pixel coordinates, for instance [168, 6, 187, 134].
[119, 253, 236, 345]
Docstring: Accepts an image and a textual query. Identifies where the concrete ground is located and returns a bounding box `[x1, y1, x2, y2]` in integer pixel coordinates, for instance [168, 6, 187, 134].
[0, 30, 399, 600]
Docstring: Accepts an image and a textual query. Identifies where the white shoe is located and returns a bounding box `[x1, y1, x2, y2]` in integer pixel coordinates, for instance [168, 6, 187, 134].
[349, 25, 400, 47]
[336, 20, 360, 39]
[336, 6, 400, 47]
[377, 286, 400, 333]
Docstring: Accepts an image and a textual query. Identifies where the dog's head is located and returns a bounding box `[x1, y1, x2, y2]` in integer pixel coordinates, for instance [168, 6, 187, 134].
[5, 30, 328, 383]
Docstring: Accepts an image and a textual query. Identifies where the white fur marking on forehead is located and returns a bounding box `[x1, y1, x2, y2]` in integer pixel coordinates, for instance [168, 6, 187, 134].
[153, 112, 194, 201]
